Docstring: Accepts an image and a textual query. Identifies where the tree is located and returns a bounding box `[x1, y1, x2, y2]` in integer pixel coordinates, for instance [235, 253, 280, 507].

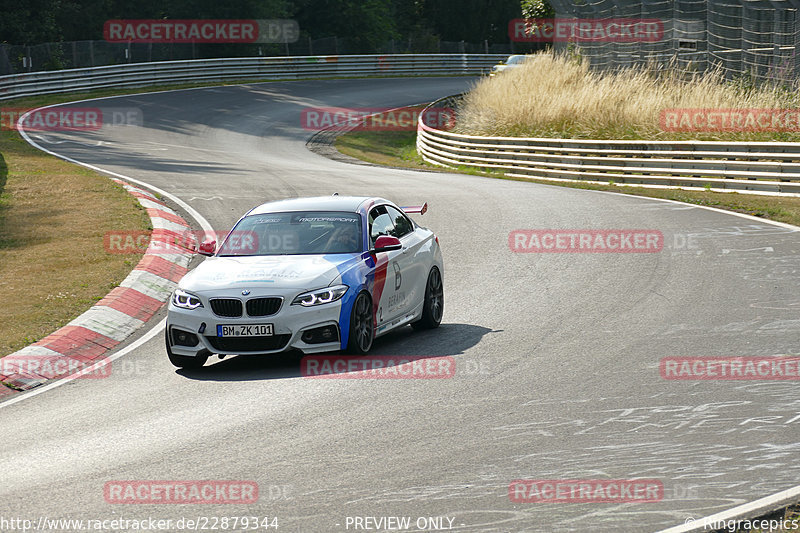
[0, 0, 63, 44]
[421, 0, 522, 44]
[293, 0, 398, 53]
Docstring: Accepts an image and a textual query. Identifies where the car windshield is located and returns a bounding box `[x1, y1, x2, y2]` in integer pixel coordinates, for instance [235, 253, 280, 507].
[217, 211, 362, 256]
[506, 56, 526, 65]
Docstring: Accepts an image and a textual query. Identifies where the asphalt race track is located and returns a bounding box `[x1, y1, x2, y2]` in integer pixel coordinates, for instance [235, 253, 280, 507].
[3, 77, 800, 532]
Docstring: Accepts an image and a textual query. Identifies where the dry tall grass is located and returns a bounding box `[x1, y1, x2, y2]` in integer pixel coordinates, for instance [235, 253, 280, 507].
[456, 52, 800, 141]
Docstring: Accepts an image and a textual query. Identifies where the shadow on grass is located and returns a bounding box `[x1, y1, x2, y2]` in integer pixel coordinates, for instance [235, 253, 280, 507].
[0, 151, 9, 250]
[0, 152, 6, 193]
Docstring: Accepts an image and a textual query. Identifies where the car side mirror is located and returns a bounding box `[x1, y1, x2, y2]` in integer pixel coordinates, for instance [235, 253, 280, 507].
[198, 239, 216, 256]
[372, 235, 402, 253]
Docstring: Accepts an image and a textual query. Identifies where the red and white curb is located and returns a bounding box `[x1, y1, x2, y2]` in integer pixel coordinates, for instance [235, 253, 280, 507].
[0, 179, 194, 395]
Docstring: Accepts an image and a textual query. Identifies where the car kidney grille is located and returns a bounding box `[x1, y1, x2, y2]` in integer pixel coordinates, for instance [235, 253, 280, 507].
[210, 298, 243, 318]
[246, 297, 282, 317]
[206, 334, 291, 353]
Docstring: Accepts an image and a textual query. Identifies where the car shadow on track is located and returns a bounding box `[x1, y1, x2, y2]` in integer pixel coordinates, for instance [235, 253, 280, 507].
[176, 322, 495, 382]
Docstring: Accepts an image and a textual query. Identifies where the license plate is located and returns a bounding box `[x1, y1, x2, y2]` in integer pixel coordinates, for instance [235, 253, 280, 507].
[217, 324, 274, 337]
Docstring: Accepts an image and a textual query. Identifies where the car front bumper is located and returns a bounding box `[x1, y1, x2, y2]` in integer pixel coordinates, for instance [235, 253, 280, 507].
[166, 294, 346, 357]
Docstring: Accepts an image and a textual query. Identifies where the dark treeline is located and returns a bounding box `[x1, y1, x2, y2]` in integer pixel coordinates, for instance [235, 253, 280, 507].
[0, 0, 524, 51]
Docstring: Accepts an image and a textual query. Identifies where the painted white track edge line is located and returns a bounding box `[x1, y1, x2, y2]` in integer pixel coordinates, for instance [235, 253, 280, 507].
[592, 187, 800, 231]
[9, 85, 800, 530]
[0, 319, 165, 409]
[17, 106, 213, 237]
[658, 485, 800, 532]
[1, 95, 215, 406]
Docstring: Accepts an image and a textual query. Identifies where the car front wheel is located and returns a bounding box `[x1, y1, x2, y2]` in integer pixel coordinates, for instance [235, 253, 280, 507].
[346, 291, 374, 354]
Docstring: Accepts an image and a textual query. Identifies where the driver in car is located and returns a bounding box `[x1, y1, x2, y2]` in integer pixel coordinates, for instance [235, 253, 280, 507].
[326, 223, 360, 253]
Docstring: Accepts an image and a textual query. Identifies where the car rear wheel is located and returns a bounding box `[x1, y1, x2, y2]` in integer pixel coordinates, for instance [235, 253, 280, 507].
[166, 329, 208, 369]
[346, 292, 373, 354]
[411, 266, 443, 330]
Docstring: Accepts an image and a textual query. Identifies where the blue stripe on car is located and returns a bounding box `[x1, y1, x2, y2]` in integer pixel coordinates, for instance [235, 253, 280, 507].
[325, 209, 373, 350]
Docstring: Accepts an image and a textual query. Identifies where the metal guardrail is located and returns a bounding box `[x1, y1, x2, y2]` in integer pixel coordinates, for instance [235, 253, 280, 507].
[0, 54, 505, 101]
[417, 95, 800, 195]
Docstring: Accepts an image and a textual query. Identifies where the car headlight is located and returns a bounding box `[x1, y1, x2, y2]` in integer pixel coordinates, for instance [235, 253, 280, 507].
[292, 285, 348, 307]
[172, 289, 203, 310]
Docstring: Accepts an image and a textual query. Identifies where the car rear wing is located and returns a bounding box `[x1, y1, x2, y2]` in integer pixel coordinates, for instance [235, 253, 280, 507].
[401, 203, 427, 215]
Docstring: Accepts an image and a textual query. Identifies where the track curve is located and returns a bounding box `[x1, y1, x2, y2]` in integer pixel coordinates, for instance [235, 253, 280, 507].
[3, 77, 800, 532]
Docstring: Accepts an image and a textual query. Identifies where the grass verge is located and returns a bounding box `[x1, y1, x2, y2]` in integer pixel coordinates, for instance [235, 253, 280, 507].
[0, 122, 150, 357]
[0, 74, 473, 360]
[456, 51, 800, 141]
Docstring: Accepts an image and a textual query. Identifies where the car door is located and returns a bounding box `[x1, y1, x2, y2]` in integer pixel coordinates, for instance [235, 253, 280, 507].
[385, 205, 424, 317]
[368, 205, 407, 330]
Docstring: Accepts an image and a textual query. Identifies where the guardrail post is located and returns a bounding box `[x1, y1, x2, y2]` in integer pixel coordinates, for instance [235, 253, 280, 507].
[416, 93, 800, 196]
[0, 53, 509, 100]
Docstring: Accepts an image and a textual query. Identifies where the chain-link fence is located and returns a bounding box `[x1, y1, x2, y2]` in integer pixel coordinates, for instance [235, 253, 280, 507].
[547, 0, 800, 84]
[0, 37, 519, 75]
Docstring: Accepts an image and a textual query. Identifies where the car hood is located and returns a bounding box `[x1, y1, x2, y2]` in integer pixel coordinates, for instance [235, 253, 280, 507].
[179, 254, 361, 293]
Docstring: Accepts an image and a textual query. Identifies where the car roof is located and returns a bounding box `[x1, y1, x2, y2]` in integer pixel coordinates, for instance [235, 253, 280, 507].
[247, 196, 383, 215]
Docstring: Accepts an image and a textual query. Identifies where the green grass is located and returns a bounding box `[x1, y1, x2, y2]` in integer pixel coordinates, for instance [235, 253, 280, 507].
[0, 103, 150, 358]
[0, 74, 474, 362]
